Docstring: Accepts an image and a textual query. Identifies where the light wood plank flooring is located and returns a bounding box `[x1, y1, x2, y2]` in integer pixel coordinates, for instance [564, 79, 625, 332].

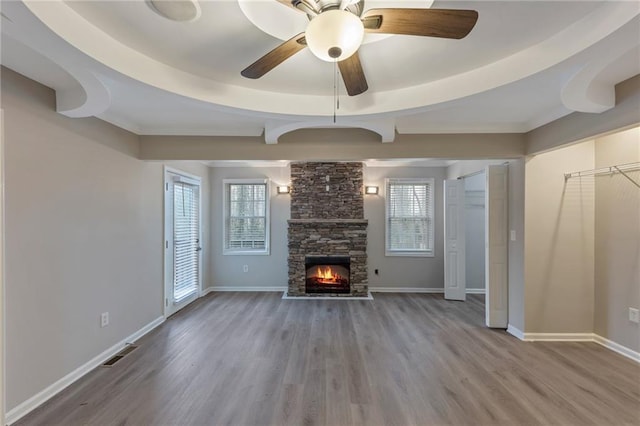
[17, 293, 640, 426]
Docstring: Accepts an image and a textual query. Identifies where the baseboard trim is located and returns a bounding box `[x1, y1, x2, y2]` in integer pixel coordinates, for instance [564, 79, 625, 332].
[507, 324, 525, 340]
[511, 332, 639, 363]
[6, 316, 165, 425]
[208, 286, 287, 292]
[593, 335, 640, 363]
[523, 332, 594, 342]
[369, 287, 484, 294]
[200, 287, 215, 297]
[369, 287, 443, 293]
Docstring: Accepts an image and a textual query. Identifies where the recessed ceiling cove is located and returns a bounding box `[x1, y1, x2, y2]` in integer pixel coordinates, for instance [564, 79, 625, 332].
[1, 0, 639, 139]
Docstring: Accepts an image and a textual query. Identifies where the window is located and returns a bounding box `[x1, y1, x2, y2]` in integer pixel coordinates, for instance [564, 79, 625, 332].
[385, 178, 435, 257]
[223, 179, 270, 255]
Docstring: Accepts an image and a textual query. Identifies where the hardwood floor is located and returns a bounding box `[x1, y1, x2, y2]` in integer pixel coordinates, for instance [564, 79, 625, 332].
[17, 293, 640, 426]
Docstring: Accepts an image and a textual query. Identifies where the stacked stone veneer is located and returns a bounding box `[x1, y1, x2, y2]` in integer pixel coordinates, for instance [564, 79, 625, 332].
[288, 162, 368, 297]
[290, 162, 364, 219]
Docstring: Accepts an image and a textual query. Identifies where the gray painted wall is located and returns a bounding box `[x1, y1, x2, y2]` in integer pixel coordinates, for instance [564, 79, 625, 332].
[594, 127, 640, 352]
[524, 141, 595, 333]
[208, 166, 291, 288]
[523, 127, 639, 352]
[364, 166, 446, 290]
[206, 165, 447, 290]
[2, 69, 210, 412]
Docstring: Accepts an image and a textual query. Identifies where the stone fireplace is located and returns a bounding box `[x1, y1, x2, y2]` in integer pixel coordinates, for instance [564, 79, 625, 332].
[287, 162, 368, 297]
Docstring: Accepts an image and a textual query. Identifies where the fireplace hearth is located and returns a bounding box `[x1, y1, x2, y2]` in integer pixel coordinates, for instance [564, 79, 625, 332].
[305, 256, 350, 294]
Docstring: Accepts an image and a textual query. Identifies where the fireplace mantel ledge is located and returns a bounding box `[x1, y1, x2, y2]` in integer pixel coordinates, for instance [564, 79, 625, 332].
[288, 219, 368, 224]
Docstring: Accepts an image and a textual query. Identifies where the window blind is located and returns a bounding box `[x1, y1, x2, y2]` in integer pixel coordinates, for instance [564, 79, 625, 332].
[387, 180, 434, 253]
[173, 181, 199, 302]
[226, 183, 267, 251]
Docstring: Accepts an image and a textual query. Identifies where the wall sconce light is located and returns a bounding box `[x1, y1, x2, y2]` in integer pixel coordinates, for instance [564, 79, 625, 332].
[365, 186, 379, 195]
[277, 185, 291, 194]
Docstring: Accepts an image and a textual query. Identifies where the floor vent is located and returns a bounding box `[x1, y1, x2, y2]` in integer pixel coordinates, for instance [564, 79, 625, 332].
[101, 344, 138, 367]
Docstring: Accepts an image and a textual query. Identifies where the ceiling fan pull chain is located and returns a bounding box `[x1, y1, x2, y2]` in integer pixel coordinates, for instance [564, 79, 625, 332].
[337, 64, 341, 111]
[333, 61, 338, 124]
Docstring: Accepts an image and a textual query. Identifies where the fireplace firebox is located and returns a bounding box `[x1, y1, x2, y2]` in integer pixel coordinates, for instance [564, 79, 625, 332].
[305, 256, 350, 294]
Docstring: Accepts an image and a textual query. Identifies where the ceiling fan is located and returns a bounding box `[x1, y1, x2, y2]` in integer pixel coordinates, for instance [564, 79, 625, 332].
[241, 0, 478, 96]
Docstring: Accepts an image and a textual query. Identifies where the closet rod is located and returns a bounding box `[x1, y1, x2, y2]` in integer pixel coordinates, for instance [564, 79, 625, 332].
[457, 169, 484, 180]
[564, 162, 640, 188]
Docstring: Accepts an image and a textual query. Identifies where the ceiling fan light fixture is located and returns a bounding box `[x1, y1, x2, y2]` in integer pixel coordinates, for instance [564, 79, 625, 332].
[305, 9, 364, 62]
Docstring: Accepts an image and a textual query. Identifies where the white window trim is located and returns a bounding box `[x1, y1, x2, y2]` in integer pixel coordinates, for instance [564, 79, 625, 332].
[223, 178, 271, 255]
[385, 177, 435, 257]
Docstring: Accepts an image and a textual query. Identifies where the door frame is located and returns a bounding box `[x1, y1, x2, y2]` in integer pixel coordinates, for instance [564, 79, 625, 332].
[163, 166, 203, 318]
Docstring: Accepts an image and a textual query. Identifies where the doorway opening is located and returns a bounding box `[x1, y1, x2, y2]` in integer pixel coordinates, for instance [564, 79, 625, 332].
[444, 164, 509, 328]
[464, 171, 486, 294]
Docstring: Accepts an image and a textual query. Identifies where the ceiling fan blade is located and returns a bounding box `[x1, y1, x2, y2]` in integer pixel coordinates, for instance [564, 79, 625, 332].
[362, 8, 478, 39]
[241, 33, 307, 79]
[338, 52, 368, 96]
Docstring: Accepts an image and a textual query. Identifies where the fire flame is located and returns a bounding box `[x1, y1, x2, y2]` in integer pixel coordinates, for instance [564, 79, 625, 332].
[310, 266, 345, 284]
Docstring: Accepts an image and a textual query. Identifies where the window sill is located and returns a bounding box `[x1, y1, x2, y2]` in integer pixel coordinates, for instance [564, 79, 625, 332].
[223, 250, 270, 256]
[385, 251, 434, 258]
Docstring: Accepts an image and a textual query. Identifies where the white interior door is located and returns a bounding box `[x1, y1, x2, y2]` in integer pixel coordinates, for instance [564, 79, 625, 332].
[444, 179, 466, 301]
[485, 165, 509, 328]
[164, 168, 202, 317]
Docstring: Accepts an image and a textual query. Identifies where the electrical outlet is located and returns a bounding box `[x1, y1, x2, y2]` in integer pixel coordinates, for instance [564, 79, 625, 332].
[629, 308, 639, 324]
[100, 312, 109, 328]
[243, 264, 249, 273]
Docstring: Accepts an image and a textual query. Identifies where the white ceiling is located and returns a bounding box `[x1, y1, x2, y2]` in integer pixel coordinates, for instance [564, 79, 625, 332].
[1, 0, 639, 143]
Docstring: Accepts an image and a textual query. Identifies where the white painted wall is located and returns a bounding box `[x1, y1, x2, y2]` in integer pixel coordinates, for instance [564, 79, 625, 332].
[208, 166, 291, 289]
[1, 69, 210, 416]
[524, 141, 595, 333]
[594, 127, 640, 352]
[364, 166, 446, 290]
[464, 173, 485, 289]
